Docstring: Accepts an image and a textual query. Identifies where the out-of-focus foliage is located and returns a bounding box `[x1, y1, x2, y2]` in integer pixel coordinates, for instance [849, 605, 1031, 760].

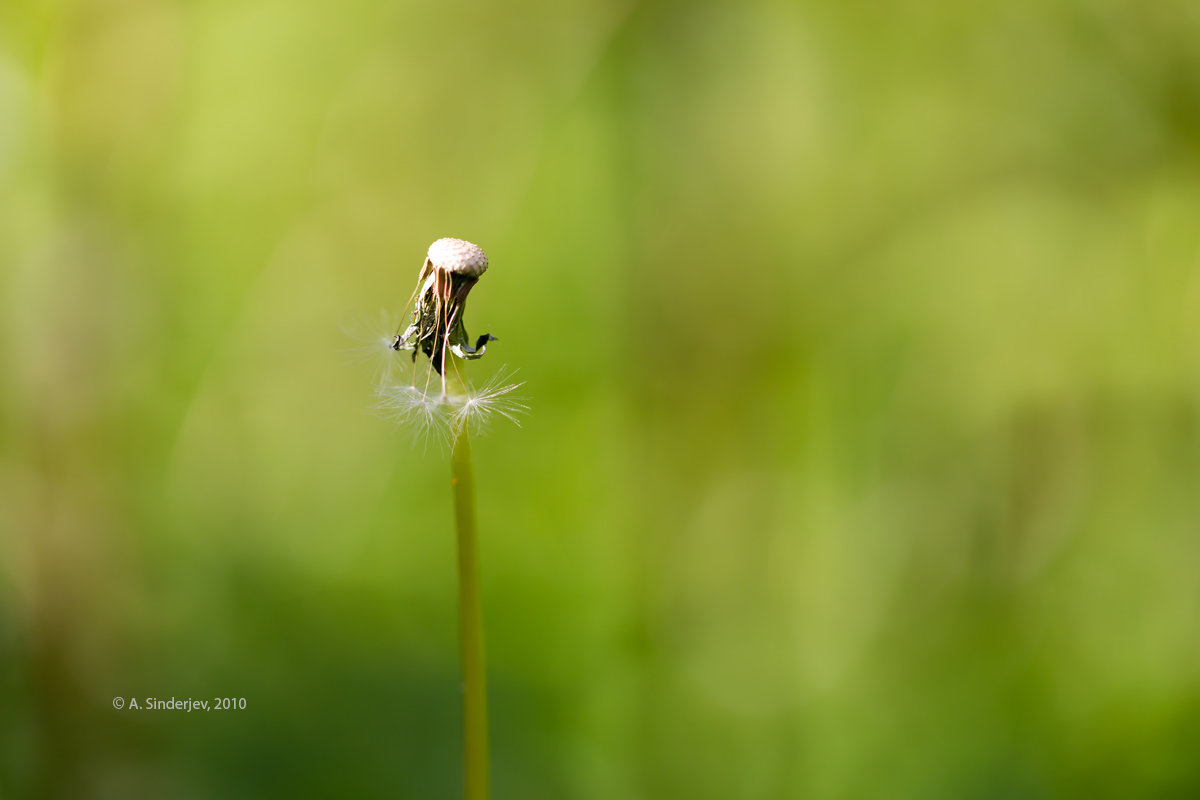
[3, 0, 1200, 797]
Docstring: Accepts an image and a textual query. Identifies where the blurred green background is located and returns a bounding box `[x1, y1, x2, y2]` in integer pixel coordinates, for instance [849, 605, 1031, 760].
[3, 0, 1200, 797]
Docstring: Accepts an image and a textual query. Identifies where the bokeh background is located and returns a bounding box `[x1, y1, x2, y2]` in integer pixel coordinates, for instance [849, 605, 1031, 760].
[3, 1, 1200, 797]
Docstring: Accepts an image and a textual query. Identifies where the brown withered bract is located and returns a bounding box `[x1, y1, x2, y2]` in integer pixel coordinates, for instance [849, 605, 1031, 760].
[392, 238, 496, 375]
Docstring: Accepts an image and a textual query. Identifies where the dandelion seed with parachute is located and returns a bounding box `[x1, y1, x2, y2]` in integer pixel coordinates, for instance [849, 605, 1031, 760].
[448, 368, 528, 437]
[373, 380, 454, 448]
[340, 308, 409, 383]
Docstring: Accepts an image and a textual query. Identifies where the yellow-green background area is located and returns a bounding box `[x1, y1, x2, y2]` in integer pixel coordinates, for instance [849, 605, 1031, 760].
[3, 1, 1200, 797]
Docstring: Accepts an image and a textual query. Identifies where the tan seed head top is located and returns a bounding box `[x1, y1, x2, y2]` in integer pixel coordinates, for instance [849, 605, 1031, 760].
[428, 237, 489, 277]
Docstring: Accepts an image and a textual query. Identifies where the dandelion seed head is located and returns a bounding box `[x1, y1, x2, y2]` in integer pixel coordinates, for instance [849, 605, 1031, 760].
[428, 237, 488, 277]
[360, 238, 522, 445]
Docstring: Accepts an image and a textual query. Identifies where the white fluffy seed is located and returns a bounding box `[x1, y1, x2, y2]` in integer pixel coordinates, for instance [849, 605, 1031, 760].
[427, 237, 489, 277]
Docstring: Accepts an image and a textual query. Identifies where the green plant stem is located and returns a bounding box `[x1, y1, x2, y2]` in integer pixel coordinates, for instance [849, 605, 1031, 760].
[451, 422, 489, 800]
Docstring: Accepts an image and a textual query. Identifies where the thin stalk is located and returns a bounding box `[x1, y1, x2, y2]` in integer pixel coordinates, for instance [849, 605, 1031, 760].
[451, 420, 489, 800]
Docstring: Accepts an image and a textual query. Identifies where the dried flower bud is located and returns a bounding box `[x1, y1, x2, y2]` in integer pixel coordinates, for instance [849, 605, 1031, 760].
[427, 237, 488, 277]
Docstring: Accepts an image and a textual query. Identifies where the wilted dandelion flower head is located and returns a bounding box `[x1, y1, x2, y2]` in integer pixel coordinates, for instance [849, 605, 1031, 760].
[368, 238, 525, 441]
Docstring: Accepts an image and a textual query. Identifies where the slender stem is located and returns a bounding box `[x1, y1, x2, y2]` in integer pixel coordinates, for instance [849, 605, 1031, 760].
[451, 422, 489, 800]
